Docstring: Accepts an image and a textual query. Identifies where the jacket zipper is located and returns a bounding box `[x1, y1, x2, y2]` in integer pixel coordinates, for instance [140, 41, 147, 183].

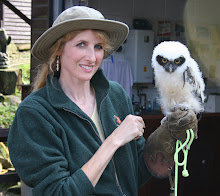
[63, 108, 102, 142]
[112, 157, 126, 196]
[98, 93, 126, 196]
[63, 94, 126, 196]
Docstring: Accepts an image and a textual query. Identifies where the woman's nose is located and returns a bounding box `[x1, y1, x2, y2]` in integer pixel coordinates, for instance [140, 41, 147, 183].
[86, 47, 96, 62]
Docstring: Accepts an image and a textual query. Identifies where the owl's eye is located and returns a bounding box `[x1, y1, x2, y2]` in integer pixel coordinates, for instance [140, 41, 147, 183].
[156, 55, 169, 65]
[162, 58, 168, 64]
[174, 59, 181, 64]
[174, 57, 185, 66]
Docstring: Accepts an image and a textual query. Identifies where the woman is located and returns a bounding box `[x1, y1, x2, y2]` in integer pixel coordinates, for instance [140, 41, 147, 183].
[8, 6, 198, 196]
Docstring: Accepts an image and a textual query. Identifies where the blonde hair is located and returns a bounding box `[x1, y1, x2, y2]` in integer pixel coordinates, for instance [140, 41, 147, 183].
[32, 30, 112, 92]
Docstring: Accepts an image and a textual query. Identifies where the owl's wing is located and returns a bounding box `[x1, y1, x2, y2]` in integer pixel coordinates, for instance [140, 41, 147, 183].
[183, 58, 205, 104]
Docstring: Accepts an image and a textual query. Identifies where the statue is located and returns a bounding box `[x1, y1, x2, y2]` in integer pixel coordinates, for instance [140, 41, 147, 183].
[0, 28, 11, 68]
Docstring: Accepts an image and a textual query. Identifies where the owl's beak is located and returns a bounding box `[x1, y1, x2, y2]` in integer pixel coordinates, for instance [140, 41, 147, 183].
[163, 61, 178, 73]
[164, 62, 175, 73]
[169, 63, 173, 73]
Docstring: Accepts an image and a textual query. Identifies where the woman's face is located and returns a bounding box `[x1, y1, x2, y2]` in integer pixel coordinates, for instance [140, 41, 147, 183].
[59, 30, 105, 83]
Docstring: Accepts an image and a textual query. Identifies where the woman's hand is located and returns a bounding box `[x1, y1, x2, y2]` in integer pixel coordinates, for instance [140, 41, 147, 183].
[81, 114, 145, 187]
[111, 115, 145, 147]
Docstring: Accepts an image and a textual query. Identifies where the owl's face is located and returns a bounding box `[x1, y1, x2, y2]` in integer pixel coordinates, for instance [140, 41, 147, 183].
[156, 55, 185, 73]
[152, 41, 190, 74]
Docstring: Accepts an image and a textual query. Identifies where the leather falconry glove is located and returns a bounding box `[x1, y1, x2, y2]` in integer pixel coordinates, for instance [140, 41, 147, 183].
[144, 108, 198, 178]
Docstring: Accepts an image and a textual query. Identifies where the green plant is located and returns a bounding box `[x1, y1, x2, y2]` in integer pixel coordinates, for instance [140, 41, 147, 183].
[0, 103, 18, 128]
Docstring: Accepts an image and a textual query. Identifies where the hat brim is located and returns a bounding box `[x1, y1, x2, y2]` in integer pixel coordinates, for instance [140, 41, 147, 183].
[31, 19, 129, 61]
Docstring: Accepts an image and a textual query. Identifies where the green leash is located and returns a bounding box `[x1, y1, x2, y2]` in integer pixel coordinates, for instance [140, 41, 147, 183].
[173, 129, 194, 196]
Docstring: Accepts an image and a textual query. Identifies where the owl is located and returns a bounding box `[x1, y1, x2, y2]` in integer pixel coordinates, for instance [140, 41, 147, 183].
[151, 41, 205, 120]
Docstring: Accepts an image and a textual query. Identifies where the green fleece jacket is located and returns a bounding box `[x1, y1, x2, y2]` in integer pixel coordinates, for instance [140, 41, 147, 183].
[8, 69, 151, 196]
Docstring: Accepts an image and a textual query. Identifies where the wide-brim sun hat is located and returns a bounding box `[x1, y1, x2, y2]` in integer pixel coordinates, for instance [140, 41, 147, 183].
[31, 6, 129, 61]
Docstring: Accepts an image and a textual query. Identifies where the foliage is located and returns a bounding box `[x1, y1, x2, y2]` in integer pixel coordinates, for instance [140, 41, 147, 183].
[0, 103, 18, 128]
[0, 142, 9, 159]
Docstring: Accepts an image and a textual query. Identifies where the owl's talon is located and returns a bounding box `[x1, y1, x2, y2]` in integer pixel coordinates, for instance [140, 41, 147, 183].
[160, 116, 167, 126]
[174, 104, 189, 112]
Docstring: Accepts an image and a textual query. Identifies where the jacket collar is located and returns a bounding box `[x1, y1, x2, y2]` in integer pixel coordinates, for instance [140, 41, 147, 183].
[46, 69, 109, 114]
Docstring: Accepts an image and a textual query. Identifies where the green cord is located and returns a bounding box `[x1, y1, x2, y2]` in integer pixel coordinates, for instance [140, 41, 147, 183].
[173, 129, 194, 196]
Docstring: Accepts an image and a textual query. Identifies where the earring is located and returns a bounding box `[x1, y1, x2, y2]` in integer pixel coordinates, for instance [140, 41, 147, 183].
[56, 56, 60, 72]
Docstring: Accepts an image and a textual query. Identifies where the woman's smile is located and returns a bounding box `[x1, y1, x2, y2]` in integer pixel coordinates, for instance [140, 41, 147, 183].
[80, 64, 94, 72]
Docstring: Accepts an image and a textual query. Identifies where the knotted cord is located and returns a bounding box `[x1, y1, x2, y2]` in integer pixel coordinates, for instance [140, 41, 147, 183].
[173, 129, 194, 196]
